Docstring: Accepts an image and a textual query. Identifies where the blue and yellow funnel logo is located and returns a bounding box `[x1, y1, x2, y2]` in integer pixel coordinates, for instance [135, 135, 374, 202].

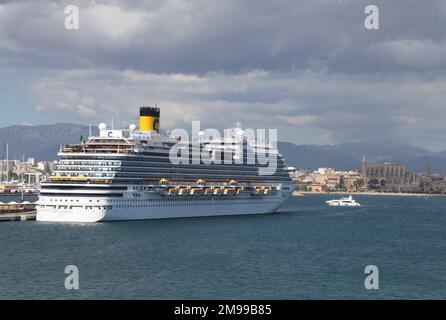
[152, 118, 160, 131]
[140, 107, 160, 132]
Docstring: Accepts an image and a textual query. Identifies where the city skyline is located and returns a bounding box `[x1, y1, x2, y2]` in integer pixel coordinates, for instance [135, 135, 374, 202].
[2, 1, 446, 150]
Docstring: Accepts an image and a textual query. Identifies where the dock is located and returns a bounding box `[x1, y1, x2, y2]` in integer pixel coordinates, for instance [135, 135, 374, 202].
[0, 200, 38, 222]
[0, 211, 37, 222]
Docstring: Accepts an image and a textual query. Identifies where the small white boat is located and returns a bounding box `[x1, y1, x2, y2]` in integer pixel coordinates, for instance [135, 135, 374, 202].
[326, 195, 361, 207]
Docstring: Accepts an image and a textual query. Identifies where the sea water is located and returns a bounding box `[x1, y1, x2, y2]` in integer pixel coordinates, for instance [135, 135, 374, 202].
[1, 194, 445, 299]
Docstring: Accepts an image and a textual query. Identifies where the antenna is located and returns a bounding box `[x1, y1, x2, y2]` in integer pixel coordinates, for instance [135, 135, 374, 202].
[112, 118, 114, 130]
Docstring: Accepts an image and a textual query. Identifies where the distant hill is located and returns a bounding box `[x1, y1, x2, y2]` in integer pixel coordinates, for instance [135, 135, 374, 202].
[1, 123, 445, 173]
[278, 141, 446, 174]
[0, 123, 97, 160]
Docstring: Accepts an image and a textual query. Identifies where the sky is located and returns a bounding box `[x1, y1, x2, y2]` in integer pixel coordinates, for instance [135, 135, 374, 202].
[1, 0, 446, 150]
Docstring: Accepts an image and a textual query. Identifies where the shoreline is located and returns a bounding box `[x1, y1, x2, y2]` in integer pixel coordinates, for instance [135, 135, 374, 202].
[294, 191, 446, 197]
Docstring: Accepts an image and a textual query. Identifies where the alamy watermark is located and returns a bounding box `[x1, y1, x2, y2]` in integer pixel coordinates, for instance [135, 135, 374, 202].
[65, 265, 80, 290]
[64, 5, 79, 30]
[168, 121, 278, 176]
[63, 4, 379, 31]
[364, 265, 379, 290]
[364, 5, 379, 30]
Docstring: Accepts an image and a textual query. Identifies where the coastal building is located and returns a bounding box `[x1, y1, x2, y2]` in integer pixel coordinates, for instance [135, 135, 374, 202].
[286, 158, 439, 194]
[36, 161, 52, 174]
[420, 174, 446, 194]
[361, 156, 421, 192]
[0, 156, 54, 189]
[361, 157, 405, 186]
[307, 183, 325, 193]
[326, 173, 341, 190]
[0, 160, 15, 181]
[291, 168, 363, 192]
[27, 157, 37, 166]
[313, 168, 336, 186]
[340, 172, 363, 191]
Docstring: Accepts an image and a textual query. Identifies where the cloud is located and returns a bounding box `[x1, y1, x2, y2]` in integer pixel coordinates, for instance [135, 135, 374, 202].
[367, 39, 446, 70]
[2, 0, 446, 150]
[278, 115, 319, 126]
[27, 68, 446, 149]
[1, 0, 446, 74]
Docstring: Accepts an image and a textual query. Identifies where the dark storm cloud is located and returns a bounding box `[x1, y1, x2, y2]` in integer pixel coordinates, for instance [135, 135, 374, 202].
[1, 0, 446, 74]
[2, 0, 446, 149]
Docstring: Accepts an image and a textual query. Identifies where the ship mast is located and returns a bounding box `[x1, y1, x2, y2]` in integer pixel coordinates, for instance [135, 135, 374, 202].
[6, 143, 9, 183]
[2, 143, 9, 183]
[0, 144, 2, 183]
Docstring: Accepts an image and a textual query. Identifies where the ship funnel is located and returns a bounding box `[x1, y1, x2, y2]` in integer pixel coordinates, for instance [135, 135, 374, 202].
[140, 106, 160, 132]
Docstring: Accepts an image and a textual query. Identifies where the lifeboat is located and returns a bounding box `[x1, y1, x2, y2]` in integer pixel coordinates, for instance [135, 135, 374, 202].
[190, 188, 203, 195]
[91, 178, 107, 183]
[167, 187, 178, 195]
[224, 188, 236, 195]
[252, 187, 264, 195]
[51, 174, 62, 181]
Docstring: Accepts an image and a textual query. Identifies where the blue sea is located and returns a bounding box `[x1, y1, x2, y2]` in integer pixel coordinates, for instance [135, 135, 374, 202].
[1, 194, 445, 299]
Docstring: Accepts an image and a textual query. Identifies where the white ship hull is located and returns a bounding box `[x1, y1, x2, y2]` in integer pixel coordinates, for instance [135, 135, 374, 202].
[326, 202, 360, 207]
[36, 189, 293, 223]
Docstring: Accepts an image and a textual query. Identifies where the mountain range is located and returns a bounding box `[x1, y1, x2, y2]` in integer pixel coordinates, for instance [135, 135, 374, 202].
[0, 123, 97, 162]
[278, 141, 446, 173]
[1, 123, 445, 173]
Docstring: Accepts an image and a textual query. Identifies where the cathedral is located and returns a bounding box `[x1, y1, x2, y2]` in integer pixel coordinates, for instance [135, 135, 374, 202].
[361, 156, 420, 191]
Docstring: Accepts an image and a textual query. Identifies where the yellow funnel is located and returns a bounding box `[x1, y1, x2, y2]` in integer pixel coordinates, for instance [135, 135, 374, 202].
[140, 106, 160, 132]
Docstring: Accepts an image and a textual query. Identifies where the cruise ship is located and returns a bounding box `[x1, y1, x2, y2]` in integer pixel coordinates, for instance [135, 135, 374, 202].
[36, 107, 295, 222]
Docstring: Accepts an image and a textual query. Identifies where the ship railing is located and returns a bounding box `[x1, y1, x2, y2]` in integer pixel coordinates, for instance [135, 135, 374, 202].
[59, 144, 133, 155]
[46, 176, 113, 184]
[59, 150, 132, 155]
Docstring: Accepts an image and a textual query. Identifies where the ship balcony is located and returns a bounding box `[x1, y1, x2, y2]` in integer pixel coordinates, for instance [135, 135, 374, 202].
[60, 143, 133, 155]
